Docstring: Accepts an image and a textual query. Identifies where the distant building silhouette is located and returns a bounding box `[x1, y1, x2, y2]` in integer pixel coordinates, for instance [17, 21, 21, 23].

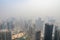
[35, 18, 44, 31]
[0, 24, 2, 30]
[7, 21, 14, 30]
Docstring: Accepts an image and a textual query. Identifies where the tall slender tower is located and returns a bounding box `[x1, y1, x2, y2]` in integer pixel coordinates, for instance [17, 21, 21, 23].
[44, 23, 53, 40]
[54, 26, 58, 40]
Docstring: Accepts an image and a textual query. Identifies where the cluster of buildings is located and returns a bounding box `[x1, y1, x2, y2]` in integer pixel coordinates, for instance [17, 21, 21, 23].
[0, 17, 60, 40]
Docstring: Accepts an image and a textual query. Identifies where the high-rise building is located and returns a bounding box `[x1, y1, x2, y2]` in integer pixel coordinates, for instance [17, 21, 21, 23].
[35, 31, 41, 40]
[1, 22, 6, 29]
[44, 23, 53, 40]
[0, 24, 2, 30]
[35, 18, 44, 31]
[54, 26, 60, 40]
[0, 30, 12, 40]
[54, 26, 58, 40]
[7, 21, 14, 30]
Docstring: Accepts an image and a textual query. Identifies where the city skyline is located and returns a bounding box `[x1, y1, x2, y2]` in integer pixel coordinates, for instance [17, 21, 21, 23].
[0, 0, 60, 23]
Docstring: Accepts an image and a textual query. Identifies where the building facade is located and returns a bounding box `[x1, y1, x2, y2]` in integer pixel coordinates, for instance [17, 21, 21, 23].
[44, 23, 53, 40]
[0, 30, 12, 40]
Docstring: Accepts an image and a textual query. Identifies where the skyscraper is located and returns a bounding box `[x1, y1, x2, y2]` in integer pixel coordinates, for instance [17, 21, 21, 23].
[35, 17, 44, 31]
[44, 23, 53, 40]
[35, 31, 41, 40]
[54, 26, 58, 40]
[54, 26, 60, 40]
[0, 30, 12, 40]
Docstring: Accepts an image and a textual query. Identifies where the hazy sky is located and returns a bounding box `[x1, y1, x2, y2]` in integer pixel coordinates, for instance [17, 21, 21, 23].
[0, 0, 60, 22]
